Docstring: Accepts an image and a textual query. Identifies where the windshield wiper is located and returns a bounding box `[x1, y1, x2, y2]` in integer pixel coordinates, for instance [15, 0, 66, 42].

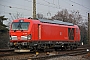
[17, 22, 22, 30]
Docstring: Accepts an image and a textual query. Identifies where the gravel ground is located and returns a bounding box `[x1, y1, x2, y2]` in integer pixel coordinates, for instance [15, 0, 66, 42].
[47, 55, 89, 60]
[0, 54, 33, 60]
[0, 54, 90, 60]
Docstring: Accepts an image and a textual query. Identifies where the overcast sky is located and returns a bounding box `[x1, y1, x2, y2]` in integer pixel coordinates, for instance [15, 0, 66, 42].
[0, 0, 90, 24]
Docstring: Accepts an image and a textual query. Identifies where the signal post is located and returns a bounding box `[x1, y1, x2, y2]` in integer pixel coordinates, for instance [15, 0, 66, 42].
[88, 13, 90, 45]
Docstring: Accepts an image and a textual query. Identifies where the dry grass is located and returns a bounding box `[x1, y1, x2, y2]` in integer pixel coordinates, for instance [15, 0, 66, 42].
[82, 52, 90, 60]
[87, 52, 90, 57]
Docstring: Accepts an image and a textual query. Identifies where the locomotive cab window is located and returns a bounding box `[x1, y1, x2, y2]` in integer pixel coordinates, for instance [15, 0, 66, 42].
[12, 22, 30, 30]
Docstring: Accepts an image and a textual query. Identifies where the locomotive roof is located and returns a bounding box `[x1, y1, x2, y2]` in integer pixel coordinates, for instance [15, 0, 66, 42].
[39, 19, 74, 26]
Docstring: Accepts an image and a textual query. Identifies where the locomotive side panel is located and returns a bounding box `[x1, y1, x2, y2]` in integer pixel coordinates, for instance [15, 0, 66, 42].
[34, 24, 39, 40]
[30, 24, 35, 40]
[29, 20, 41, 41]
[40, 23, 68, 41]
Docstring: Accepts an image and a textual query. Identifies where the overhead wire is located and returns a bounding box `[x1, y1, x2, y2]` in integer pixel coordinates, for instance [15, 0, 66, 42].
[25, 0, 60, 17]
[25, 0, 59, 9]
[42, 0, 88, 19]
[0, 0, 89, 19]
[1, 0, 89, 14]
[0, 10, 31, 19]
[68, 0, 90, 11]
[1, 0, 32, 9]
[63, 0, 89, 18]
[67, 0, 89, 19]
[43, 0, 56, 6]
[0, 0, 33, 17]
[0, 3, 32, 11]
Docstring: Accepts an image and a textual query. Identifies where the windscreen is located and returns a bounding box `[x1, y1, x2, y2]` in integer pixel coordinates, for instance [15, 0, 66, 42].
[12, 22, 30, 30]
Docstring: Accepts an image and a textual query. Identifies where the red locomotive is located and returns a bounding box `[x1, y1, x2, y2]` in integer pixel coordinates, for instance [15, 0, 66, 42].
[9, 18, 80, 52]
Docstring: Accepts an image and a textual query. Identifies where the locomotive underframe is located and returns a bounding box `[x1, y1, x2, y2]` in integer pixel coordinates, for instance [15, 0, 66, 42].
[9, 41, 80, 52]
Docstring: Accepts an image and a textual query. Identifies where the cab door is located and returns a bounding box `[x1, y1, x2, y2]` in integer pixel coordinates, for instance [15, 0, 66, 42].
[68, 28, 75, 40]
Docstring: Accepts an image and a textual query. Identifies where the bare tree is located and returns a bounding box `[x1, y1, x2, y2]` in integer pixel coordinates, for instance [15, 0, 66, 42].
[51, 9, 69, 21]
[7, 12, 24, 29]
[37, 13, 43, 19]
[51, 9, 83, 25]
[9, 12, 24, 20]
[70, 10, 83, 25]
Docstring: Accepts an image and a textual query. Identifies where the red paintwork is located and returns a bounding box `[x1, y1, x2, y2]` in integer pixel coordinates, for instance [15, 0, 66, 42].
[9, 18, 80, 43]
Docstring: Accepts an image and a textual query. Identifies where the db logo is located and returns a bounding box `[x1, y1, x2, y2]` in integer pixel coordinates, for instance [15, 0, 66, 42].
[23, 33, 27, 34]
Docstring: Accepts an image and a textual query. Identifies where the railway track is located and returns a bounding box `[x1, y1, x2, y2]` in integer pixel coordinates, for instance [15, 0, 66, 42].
[0, 52, 16, 57]
[0, 51, 34, 57]
[0, 49, 34, 60]
[28, 48, 89, 60]
[0, 49, 16, 57]
[0, 47, 89, 60]
[0, 48, 14, 52]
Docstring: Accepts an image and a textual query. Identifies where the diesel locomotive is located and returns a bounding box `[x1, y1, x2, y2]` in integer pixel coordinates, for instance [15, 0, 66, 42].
[9, 18, 80, 52]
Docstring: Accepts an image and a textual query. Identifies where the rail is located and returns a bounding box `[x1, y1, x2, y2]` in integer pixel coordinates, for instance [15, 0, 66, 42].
[28, 48, 89, 60]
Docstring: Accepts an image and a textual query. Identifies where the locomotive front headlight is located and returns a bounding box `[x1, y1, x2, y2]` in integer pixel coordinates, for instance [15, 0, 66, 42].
[27, 34, 32, 40]
[9, 36, 12, 40]
[21, 36, 27, 40]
